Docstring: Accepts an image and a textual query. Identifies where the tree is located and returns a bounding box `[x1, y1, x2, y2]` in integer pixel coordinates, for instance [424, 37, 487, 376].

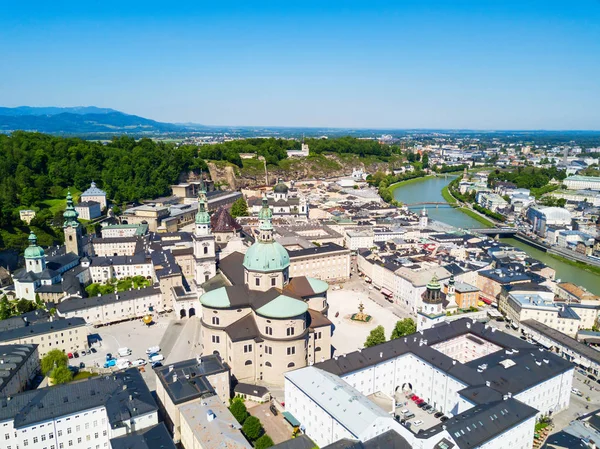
[391, 318, 416, 340]
[364, 325, 386, 348]
[16, 298, 36, 314]
[0, 295, 10, 320]
[34, 293, 45, 310]
[41, 349, 69, 375]
[229, 398, 249, 424]
[50, 365, 73, 384]
[242, 416, 263, 441]
[422, 152, 429, 169]
[230, 197, 248, 218]
[255, 435, 274, 449]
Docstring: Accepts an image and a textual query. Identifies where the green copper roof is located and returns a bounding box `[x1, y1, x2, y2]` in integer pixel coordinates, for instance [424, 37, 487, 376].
[199, 287, 230, 308]
[273, 178, 289, 193]
[256, 294, 308, 319]
[426, 274, 441, 290]
[195, 200, 210, 224]
[243, 241, 290, 272]
[258, 196, 273, 222]
[63, 190, 79, 227]
[307, 277, 328, 294]
[24, 231, 44, 259]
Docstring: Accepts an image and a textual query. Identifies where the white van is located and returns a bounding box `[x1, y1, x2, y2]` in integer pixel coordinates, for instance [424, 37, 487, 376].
[146, 346, 160, 355]
[118, 347, 132, 357]
[149, 354, 164, 362]
[116, 358, 131, 369]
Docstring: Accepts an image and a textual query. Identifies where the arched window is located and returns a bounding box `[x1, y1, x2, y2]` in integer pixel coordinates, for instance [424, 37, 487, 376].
[265, 361, 272, 367]
[245, 360, 252, 365]
[255, 278, 260, 287]
[286, 327, 295, 336]
[212, 317, 219, 325]
[315, 347, 321, 352]
[265, 326, 273, 335]
[287, 362, 295, 368]
[68, 235, 73, 241]
[204, 247, 208, 254]
[271, 278, 276, 286]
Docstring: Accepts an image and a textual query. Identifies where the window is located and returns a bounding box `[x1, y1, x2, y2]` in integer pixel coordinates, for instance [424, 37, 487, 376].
[33, 437, 38, 443]
[288, 362, 295, 368]
[265, 326, 272, 335]
[271, 278, 276, 286]
[255, 278, 260, 286]
[67, 428, 72, 434]
[286, 327, 295, 336]
[287, 347, 296, 355]
[265, 361, 272, 367]
[212, 335, 220, 344]
[58, 431, 63, 437]
[212, 316, 220, 325]
[204, 247, 208, 254]
[245, 360, 252, 365]
[265, 346, 272, 355]
[244, 344, 252, 353]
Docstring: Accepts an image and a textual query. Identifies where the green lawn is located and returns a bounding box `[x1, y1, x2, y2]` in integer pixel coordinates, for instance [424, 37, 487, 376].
[441, 185, 457, 204]
[457, 207, 495, 227]
[548, 253, 600, 276]
[40, 188, 82, 214]
[73, 371, 98, 381]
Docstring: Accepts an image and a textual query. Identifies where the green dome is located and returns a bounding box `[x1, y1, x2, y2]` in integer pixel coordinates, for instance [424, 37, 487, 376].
[24, 232, 44, 259]
[273, 179, 289, 194]
[243, 241, 290, 272]
[426, 274, 441, 290]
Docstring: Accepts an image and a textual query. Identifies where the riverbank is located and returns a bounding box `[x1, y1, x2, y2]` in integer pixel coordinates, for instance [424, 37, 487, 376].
[457, 207, 495, 227]
[548, 253, 600, 276]
[441, 185, 457, 204]
[388, 175, 435, 192]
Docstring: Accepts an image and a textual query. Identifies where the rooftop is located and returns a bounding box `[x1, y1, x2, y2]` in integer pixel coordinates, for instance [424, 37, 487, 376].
[154, 355, 229, 405]
[109, 423, 177, 449]
[0, 344, 38, 395]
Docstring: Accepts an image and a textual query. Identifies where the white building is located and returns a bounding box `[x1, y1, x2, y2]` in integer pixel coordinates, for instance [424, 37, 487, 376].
[286, 319, 573, 449]
[564, 175, 600, 191]
[0, 368, 158, 449]
[80, 181, 108, 210]
[345, 229, 374, 250]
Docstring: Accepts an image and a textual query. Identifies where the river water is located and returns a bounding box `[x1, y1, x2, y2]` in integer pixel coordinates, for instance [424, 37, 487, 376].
[392, 175, 485, 229]
[392, 175, 600, 295]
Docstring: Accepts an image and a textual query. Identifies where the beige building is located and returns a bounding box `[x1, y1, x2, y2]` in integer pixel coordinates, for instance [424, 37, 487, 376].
[199, 198, 332, 386]
[80, 181, 107, 210]
[154, 356, 231, 443]
[92, 236, 142, 257]
[19, 209, 36, 224]
[56, 286, 163, 325]
[288, 243, 351, 282]
[0, 344, 40, 397]
[0, 317, 88, 357]
[180, 395, 251, 449]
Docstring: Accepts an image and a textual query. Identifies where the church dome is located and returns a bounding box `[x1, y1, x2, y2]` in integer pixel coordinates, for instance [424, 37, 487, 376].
[422, 274, 442, 304]
[24, 231, 45, 259]
[243, 241, 290, 273]
[273, 179, 289, 194]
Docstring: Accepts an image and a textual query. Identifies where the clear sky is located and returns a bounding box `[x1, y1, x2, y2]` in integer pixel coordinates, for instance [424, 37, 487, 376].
[1, 1, 599, 129]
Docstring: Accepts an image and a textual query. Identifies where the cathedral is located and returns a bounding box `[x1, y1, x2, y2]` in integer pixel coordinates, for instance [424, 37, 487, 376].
[198, 196, 332, 386]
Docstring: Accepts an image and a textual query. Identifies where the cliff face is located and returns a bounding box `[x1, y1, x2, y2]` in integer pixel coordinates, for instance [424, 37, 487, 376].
[205, 154, 400, 189]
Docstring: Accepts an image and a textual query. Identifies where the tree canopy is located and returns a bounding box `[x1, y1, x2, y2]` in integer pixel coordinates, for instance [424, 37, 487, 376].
[255, 434, 275, 449]
[391, 318, 416, 340]
[364, 325, 386, 348]
[50, 365, 73, 385]
[229, 398, 249, 424]
[230, 197, 248, 218]
[487, 166, 566, 190]
[242, 416, 263, 441]
[41, 349, 69, 375]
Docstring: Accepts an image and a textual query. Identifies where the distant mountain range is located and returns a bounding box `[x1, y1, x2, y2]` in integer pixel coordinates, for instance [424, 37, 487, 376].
[0, 106, 190, 135]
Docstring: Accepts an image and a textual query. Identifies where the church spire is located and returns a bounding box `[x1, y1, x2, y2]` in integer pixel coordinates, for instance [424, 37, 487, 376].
[63, 190, 79, 228]
[195, 173, 210, 226]
[257, 195, 274, 242]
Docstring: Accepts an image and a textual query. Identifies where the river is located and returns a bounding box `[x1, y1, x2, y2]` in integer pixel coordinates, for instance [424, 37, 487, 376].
[392, 175, 486, 229]
[392, 175, 600, 295]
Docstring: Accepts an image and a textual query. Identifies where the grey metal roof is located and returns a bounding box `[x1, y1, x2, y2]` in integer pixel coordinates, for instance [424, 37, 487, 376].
[0, 344, 38, 396]
[154, 355, 229, 405]
[56, 286, 161, 314]
[0, 368, 156, 428]
[288, 243, 348, 258]
[0, 317, 87, 343]
[234, 382, 269, 397]
[109, 422, 176, 449]
[322, 430, 412, 449]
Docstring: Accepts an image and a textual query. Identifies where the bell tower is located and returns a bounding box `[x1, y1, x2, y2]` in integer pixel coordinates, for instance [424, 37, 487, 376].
[63, 191, 81, 256]
[193, 179, 216, 287]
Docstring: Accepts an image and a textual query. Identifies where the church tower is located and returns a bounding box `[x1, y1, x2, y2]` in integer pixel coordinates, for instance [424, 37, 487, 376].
[193, 181, 216, 287]
[63, 191, 81, 256]
[419, 207, 429, 229]
[417, 274, 446, 331]
[24, 231, 46, 274]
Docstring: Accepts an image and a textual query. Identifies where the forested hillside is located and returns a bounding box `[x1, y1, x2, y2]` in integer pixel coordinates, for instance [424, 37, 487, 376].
[0, 132, 206, 250]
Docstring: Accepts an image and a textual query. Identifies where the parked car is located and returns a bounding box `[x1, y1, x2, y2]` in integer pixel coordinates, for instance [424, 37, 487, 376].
[79, 362, 85, 369]
[146, 346, 161, 355]
[149, 354, 164, 362]
[423, 405, 432, 411]
[417, 402, 427, 408]
[434, 412, 444, 418]
[440, 416, 449, 422]
[270, 404, 278, 416]
[427, 408, 436, 414]
[572, 388, 583, 397]
[106, 353, 113, 361]
[67, 353, 74, 359]
[132, 359, 147, 367]
[90, 347, 97, 354]
[151, 361, 163, 368]
[412, 420, 423, 427]
[104, 360, 116, 368]
[74, 352, 79, 358]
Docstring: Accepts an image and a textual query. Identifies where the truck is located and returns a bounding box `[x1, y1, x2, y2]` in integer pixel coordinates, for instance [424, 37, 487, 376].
[118, 347, 132, 357]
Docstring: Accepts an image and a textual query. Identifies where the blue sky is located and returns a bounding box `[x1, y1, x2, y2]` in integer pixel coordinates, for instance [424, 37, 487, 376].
[1, 1, 599, 129]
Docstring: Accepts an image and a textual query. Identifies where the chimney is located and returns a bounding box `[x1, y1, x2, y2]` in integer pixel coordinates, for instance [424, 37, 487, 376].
[486, 381, 490, 387]
[508, 392, 512, 398]
[173, 373, 178, 382]
[122, 384, 127, 391]
[379, 352, 383, 358]
[452, 360, 457, 365]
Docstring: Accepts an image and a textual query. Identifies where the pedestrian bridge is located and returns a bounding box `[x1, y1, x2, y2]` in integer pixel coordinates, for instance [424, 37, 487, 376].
[405, 202, 457, 207]
[470, 228, 518, 237]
